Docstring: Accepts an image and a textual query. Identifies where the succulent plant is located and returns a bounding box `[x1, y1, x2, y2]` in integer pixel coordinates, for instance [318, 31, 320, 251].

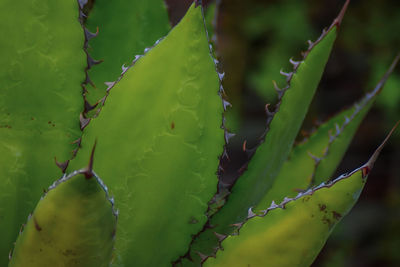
[1, 0, 399, 266]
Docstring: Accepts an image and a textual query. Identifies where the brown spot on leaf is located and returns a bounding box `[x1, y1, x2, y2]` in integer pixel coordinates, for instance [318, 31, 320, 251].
[332, 211, 342, 220]
[33, 216, 42, 231]
[318, 204, 327, 211]
[171, 121, 175, 129]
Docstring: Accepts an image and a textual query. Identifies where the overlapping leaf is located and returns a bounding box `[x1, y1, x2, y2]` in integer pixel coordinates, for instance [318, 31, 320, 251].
[70, 3, 224, 266]
[83, 0, 171, 107]
[255, 54, 400, 210]
[0, 1, 86, 264]
[178, 2, 350, 264]
[9, 167, 117, 267]
[204, 124, 397, 267]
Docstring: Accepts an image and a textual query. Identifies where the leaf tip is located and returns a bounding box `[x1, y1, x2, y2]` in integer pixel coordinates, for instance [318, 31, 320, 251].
[362, 120, 399, 177]
[333, 0, 350, 28]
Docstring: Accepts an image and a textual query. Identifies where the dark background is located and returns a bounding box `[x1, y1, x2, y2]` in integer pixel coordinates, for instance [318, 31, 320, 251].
[166, 0, 400, 266]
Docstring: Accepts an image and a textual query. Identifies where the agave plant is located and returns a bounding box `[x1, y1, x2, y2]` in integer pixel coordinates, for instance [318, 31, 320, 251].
[1, 0, 399, 266]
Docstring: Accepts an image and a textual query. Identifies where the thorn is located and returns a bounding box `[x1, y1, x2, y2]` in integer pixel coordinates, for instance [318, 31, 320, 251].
[84, 73, 95, 87]
[54, 158, 69, 173]
[242, 140, 247, 152]
[335, 123, 341, 135]
[84, 99, 98, 113]
[121, 64, 129, 73]
[289, 57, 301, 69]
[222, 149, 230, 161]
[79, 113, 91, 130]
[78, 0, 88, 9]
[307, 40, 313, 48]
[224, 131, 236, 144]
[104, 81, 115, 88]
[344, 116, 350, 124]
[213, 232, 227, 242]
[247, 207, 256, 218]
[218, 165, 225, 174]
[84, 27, 98, 41]
[272, 80, 284, 96]
[222, 99, 232, 110]
[265, 103, 274, 117]
[270, 200, 279, 209]
[333, 0, 350, 28]
[230, 222, 243, 228]
[279, 69, 293, 82]
[308, 151, 321, 164]
[219, 85, 226, 95]
[87, 56, 102, 68]
[279, 69, 291, 78]
[196, 252, 208, 263]
[218, 72, 225, 80]
[84, 140, 97, 179]
[361, 120, 399, 177]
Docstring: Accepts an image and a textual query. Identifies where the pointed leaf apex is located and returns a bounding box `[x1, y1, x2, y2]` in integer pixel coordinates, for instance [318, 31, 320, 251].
[333, 0, 350, 28]
[361, 121, 399, 177]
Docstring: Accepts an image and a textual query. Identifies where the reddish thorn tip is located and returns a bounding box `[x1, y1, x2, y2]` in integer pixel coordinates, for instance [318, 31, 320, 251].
[334, 0, 350, 27]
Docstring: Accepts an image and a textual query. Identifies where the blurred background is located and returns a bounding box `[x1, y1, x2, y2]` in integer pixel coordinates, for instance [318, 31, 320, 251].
[165, 0, 400, 266]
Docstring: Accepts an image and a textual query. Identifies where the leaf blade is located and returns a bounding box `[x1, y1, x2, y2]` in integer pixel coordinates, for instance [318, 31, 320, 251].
[204, 123, 397, 266]
[0, 1, 86, 263]
[71, 4, 224, 266]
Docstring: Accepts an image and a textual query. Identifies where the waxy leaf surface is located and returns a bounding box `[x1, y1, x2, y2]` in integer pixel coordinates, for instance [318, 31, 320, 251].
[84, 0, 171, 106]
[204, 125, 395, 267]
[0, 0, 85, 263]
[71, 4, 224, 266]
[9, 171, 117, 267]
[256, 54, 400, 210]
[205, 169, 366, 267]
[181, 5, 347, 264]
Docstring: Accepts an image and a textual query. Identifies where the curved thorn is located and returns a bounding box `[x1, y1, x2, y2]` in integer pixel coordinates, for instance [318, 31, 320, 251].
[361, 120, 399, 177]
[84, 140, 97, 179]
[333, 0, 350, 28]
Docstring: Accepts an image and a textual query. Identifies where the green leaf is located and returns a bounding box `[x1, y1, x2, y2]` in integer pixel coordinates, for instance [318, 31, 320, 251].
[177, 3, 349, 265]
[9, 169, 117, 267]
[83, 0, 171, 107]
[203, 124, 397, 267]
[255, 54, 400, 210]
[70, 3, 224, 266]
[0, 1, 85, 263]
[219, 14, 339, 227]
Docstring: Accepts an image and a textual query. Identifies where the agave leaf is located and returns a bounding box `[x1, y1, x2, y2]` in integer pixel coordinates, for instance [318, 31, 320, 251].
[255, 54, 400, 210]
[82, 0, 171, 108]
[0, 0, 85, 263]
[9, 167, 117, 267]
[203, 123, 397, 267]
[216, 1, 347, 227]
[176, 2, 349, 265]
[70, 3, 224, 266]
